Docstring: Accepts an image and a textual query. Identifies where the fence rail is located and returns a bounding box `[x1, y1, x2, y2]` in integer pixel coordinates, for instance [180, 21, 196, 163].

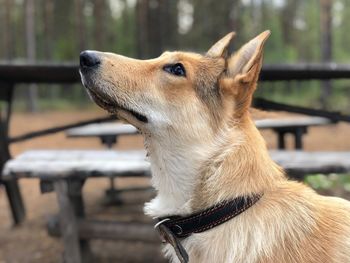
[1, 63, 350, 83]
[0, 63, 79, 83]
[260, 63, 350, 81]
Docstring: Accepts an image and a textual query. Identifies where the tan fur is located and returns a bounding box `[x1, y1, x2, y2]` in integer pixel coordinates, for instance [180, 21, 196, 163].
[80, 31, 350, 263]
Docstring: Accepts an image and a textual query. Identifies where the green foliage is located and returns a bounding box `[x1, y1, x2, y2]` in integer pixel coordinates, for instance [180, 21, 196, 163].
[113, 5, 137, 57]
[1, 0, 350, 112]
[305, 174, 350, 192]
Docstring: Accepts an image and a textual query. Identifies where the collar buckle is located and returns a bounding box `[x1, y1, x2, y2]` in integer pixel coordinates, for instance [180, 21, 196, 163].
[154, 218, 170, 243]
[154, 218, 189, 263]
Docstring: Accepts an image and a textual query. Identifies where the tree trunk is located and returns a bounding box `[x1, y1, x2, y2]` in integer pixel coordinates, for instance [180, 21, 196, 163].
[75, 0, 86, 52]
[160, 0, 178, 50]
[43, 0, 54, 60]
[190, 0, 232, 51]
[93, 0, 106, 50]
[320, 0, 333, 109]
[280, 0, 300, 45]
[147, 0, 162, 57]
[42, 0, 55, 99]
[25, 0, 38, 112]
[136, 0, 150, 58]
[228, 1, 240, 51]
[3, 0, 14, 60]
[250, 0, 260, 34]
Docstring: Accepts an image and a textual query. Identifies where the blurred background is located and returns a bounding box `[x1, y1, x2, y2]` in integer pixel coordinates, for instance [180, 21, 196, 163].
[1, 1, 350, 262]
[1, 0, 349, 112]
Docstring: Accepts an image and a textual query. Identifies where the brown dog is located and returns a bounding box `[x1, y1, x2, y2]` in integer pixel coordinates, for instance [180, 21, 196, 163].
[80, 31, 350, 263]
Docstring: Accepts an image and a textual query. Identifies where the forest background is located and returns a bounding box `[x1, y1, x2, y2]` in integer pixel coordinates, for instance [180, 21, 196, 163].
[0, 0, 348, 113]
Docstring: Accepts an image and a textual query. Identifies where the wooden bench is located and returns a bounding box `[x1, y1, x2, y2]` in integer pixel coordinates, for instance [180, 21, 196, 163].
[5, 150, 347, 181]
[3, 149, 350, 262]
[270, 150, 350, 179]
[2, 149, 155, 263]
[66, 117, 333, 151]
[255, 117, 332, 149]
[4, 150, 150, 179]
[66, 123, 139, 203]
[66, 123, 138, 148]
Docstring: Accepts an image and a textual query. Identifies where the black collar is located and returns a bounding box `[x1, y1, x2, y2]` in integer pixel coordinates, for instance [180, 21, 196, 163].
[154, 194, 263, 263]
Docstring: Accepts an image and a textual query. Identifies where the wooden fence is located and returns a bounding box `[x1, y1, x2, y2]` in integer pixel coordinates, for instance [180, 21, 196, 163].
[2, 62, 350, 83]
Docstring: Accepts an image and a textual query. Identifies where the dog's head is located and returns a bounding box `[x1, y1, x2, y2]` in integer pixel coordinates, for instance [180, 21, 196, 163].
[80, 31, 270, 139]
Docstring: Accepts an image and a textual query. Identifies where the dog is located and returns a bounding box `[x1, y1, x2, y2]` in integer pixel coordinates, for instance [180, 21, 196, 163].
[79, 31, 350, 263]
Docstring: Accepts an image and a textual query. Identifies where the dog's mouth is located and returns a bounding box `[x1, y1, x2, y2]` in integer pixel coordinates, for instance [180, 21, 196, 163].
[86, 87, 148, 123]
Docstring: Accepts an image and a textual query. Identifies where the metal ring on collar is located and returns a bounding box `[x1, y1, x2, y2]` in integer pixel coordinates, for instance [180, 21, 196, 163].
[154, 218, 170, 229]
[173, 224, 183, 235]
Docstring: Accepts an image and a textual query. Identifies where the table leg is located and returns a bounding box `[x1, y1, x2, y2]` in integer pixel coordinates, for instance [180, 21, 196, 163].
[105, 177, 123, 205]
[109, 177, 115, 190]
[4, 179, 25, 225]
[101, 135, 123, 204]
[294, 128, 305, 150]
[101, 135, 117, 149]
[54, 179, 92, 263]
[277, 131, 286, 150]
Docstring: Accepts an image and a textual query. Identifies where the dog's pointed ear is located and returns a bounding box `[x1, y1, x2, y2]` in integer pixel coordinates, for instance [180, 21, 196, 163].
[227, 30, 270, 81]
[221, 31, 270, 116]
[206, 32, 235, 58]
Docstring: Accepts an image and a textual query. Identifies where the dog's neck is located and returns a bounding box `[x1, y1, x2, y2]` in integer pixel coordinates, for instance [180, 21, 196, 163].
[144, 115, 285, 218]
[143, 128, 211, 217]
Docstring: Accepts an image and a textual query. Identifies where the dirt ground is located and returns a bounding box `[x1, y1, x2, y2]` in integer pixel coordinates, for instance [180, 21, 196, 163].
[1, 109, 350, 263]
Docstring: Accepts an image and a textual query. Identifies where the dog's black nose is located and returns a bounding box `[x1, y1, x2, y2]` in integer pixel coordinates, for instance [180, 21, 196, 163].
[80, 51, 100, 68]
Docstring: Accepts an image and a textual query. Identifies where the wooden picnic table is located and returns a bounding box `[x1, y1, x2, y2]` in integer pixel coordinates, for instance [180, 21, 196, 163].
[66, 123, 139, 203]
[64, 117, 333, 203]
[269, 150, 350, 179]
[3, 149, 350, 262]
[66, 122, 138, 148]
[3, 149, 152, 263]
[3, 150, 149, 179]
[66, 117, 332, 150]
[255, 116, 332, 149]
[4, 150, 350, 182]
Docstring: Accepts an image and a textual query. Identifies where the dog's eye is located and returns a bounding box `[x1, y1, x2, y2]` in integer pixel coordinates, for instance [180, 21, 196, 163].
[163, 63, 186, 77]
